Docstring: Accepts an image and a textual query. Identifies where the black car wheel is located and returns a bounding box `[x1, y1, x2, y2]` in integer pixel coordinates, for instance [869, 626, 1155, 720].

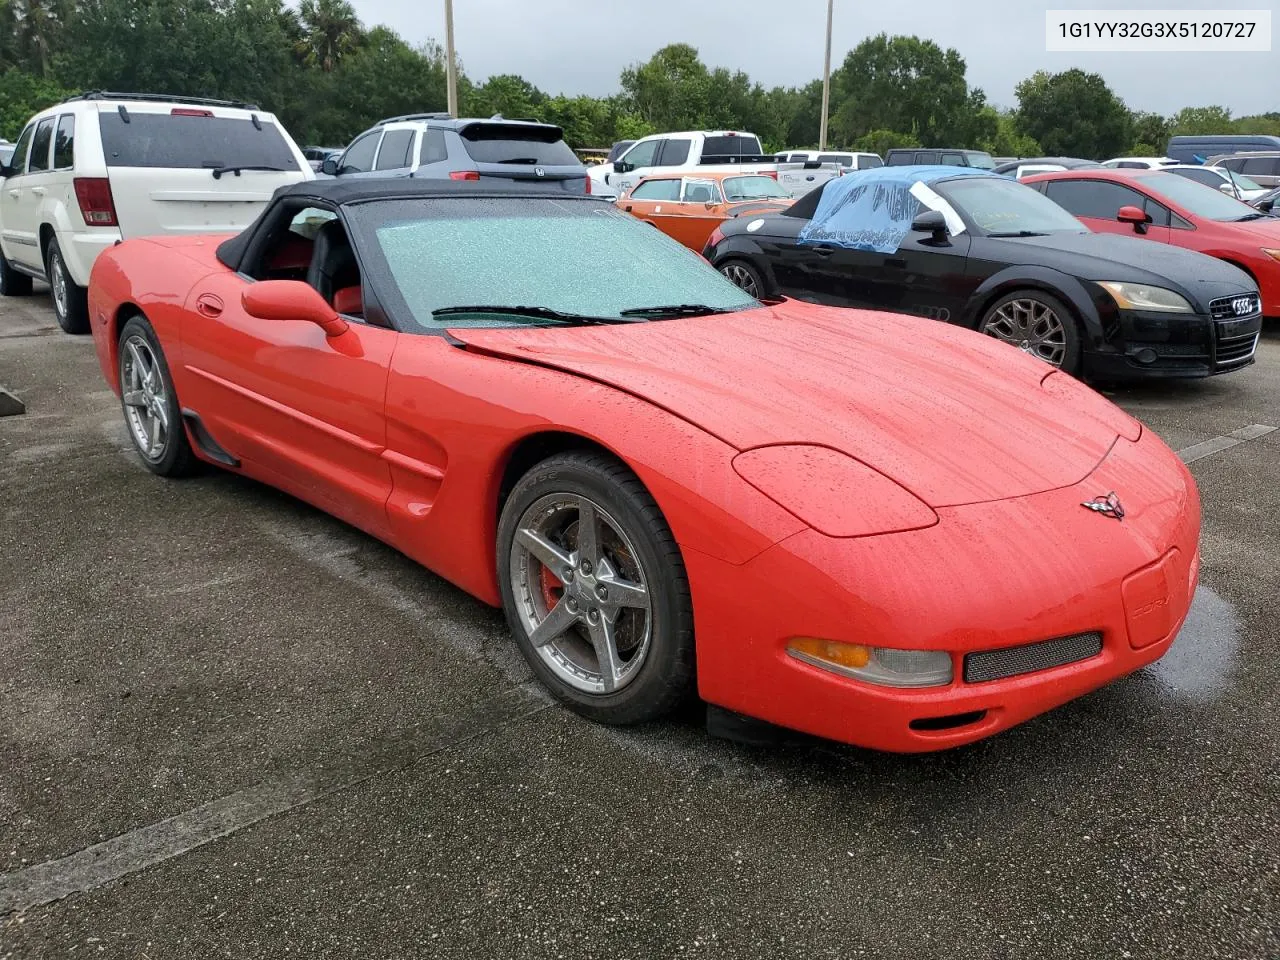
[0, 252, 34, 297]
[46, 239, 90, 334]
[979, 290, 1081, 374]
[718, 259, 764, 299]
[497, 451, 695, 725]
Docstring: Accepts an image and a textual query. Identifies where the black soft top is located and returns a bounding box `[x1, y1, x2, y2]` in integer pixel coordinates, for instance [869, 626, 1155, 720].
[215, 178, 604, 269]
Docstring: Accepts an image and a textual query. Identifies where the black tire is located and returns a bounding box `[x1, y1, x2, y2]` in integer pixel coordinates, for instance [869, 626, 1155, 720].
[717, 258, 765, 300]
[0, 252, 34, 297]
[117, 314, 199, 478]
[497, 451, 695, 725]
[978, 289, 1082, 376]
[46, 238, 90, 334]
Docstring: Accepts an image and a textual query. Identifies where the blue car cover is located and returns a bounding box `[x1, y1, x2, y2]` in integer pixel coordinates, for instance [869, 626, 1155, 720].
[798, 165, 999, 254]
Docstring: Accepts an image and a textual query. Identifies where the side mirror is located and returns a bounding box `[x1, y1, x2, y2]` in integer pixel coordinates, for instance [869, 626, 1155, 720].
[242, 280, 348, 337]
[613, 161, 631, 173]
[1116, 204, 1152, 233]
[911, 208, 948, 240]
[320, 157, 339, 176]
[1218, 182, 1234, 194]
[0, 164, 14, 178]
[1257, 198, 1275, 214]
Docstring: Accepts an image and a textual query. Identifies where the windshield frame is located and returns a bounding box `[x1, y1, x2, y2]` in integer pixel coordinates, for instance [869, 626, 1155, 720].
[340, 195, 762, 335]
[1136, 172, 1265, 221]
[932, 175, 1088, 237]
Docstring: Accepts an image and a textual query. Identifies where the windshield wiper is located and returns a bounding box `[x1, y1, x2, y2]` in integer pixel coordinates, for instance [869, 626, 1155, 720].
[1230, 213, 1267, 222]
[431, 305, 641, 325]
[986, 230, 1050, 237]
[211, 164, 290, 179]
[619, 304, 738, 318]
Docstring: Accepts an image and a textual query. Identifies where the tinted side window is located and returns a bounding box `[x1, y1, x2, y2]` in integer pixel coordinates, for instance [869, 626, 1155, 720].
[657, 138, 691, 166]
[630, 179, 680, 200]
[1217, 157, 1245, 171]
[53, 114, 75, 169]
[1177, 168, 1220, 186]
[1045, 180, 1145, 219]
[1242, 157, 1280, 176]
[940, 152, 964, 166]
[1143, 197, 1171, 226]
[29, 117, 55, 173]
[858, 155, 883, 169]
[621, 139, 661, 169]
[375, 129, 414, 170]
[419, 128, 448, 164]
[1116, 161, 1147, 169]
[340, 132, 379, 173]
[916, 152, 936, 164]
[702, 135, 762, 157]
[9, 123, 35, 173]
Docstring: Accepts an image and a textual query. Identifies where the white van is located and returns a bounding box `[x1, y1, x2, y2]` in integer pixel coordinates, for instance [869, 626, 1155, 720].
[0, 92, 312, 332]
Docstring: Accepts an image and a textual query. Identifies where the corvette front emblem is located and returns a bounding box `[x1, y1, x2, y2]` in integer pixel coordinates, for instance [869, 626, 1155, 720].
[1081, 492, 1125, 520]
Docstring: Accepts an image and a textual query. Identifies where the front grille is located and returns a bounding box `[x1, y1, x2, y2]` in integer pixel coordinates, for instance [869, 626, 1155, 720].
[1208, 294, 1260, 321]
[1216, 330, 1260, 366]
[963, 632, 1103, 684]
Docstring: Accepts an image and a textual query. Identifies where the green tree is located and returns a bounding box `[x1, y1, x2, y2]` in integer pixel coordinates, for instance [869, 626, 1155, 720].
[619, 43, 714, 132]
[1129, 111, 1170, 154]
[0, 66, 72, 138]
[853, 128, 919, 155]
[977, 108, 1040, 158]
[296, 0, 360, 73]
[465, 73, 545, 120]
[829, 34, 987, 147]
[1168, 105, 1232, 136]
[1014, 69, 1131, 159]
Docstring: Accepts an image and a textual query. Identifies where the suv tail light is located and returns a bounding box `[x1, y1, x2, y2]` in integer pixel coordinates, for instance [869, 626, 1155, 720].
[171, 108, 214, 117]
[763, 170, 778, 180]
[584, 176, 591, 195]
[73, 178, 118, 227]
[449, 170, 480, 181]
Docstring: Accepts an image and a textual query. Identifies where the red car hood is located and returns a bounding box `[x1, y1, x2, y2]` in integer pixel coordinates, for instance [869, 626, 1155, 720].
[451, 303, 1125, 508]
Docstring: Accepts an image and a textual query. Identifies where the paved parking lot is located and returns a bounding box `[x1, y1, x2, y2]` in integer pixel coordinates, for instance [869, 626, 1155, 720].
[1, 291, 1277, 959]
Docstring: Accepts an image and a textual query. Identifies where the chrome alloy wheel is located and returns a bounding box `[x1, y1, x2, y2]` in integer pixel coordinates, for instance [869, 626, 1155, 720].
[510, 493, 652, 694]
[981, 298, 1068, 367]
[50, 250, 68, 319]
[120, 335, 170, 461]
[720, 262, 759, 298]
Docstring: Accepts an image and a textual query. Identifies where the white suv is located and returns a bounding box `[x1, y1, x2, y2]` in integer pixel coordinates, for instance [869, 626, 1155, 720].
[0, 91, 312, 333]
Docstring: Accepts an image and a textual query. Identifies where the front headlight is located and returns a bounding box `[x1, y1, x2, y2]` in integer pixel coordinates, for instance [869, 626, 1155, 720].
[1098, 281, 1194, 313]
[1261, 248, 1280, 262]
[787, 638, 953, 688]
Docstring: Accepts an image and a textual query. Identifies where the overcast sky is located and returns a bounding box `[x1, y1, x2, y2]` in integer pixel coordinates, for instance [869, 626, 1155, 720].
[350, 0, 1279, 117]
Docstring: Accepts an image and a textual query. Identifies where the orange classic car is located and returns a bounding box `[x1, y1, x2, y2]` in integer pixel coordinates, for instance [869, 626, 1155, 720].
[617, 172, 796, 251]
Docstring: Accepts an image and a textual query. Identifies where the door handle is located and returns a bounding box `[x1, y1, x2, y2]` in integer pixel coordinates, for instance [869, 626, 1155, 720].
[6, 189, 18, 198]
[31, 187, 46, 196]
[195, 293, 224, 318]
[886, 258, 907, 268]
[812, 245, 836, 257]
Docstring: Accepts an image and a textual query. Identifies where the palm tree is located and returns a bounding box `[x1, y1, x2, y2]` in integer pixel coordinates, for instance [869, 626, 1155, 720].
[297, 0, 361, 73]
[12, 0, 58, 77]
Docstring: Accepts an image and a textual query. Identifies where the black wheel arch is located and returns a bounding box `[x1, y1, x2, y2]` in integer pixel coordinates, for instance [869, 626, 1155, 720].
[707, 237, 779, 298]
[963, 266, 1105, 343]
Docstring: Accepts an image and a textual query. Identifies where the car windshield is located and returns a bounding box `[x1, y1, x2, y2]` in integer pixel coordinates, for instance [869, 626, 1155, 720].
[346, 198, 761, 330]
[1138, 173, 1262, 220]
[722, 175, 789, 201]
[1227, 170, 1264, 191]
[934, 176, 1086, 235]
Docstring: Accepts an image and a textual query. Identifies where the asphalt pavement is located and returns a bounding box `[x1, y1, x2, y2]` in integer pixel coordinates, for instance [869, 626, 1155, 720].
[1, 291, 1277, 959]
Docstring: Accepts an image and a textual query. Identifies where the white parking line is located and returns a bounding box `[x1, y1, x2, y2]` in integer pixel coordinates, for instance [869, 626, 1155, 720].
[1177, 424, 1277, 464]
[0, 686, 548, 916]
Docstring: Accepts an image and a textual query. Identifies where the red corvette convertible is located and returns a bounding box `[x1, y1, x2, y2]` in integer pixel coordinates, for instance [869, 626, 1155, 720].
[87, 179, 1201, 752]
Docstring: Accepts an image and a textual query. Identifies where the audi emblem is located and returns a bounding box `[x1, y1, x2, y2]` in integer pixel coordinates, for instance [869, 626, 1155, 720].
[1232, 296, 1256, 316]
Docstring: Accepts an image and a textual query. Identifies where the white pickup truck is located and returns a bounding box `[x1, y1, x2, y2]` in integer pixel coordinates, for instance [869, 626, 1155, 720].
[589, 130, 841, 199]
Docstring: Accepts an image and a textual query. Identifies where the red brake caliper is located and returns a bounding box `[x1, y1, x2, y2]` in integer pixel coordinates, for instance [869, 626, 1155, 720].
[540, 566, 564, 610]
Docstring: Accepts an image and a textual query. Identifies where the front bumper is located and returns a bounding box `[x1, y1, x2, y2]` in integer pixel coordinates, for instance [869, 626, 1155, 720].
[1084, 306, 1261, 379]
[688, 428, 1201, 752]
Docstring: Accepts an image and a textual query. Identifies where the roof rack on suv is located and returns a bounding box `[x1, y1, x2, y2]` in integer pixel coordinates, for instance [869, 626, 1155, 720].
[66, 91, 261, 110]
[378, 112, 453, 125]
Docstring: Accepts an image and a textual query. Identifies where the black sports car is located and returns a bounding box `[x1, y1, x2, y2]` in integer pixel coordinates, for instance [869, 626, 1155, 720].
[704, 171, 1262, 380]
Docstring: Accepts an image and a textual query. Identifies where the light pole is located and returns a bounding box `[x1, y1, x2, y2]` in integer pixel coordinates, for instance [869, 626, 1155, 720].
[818, 0, 833, 150]
[445, 0, 458, 117]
